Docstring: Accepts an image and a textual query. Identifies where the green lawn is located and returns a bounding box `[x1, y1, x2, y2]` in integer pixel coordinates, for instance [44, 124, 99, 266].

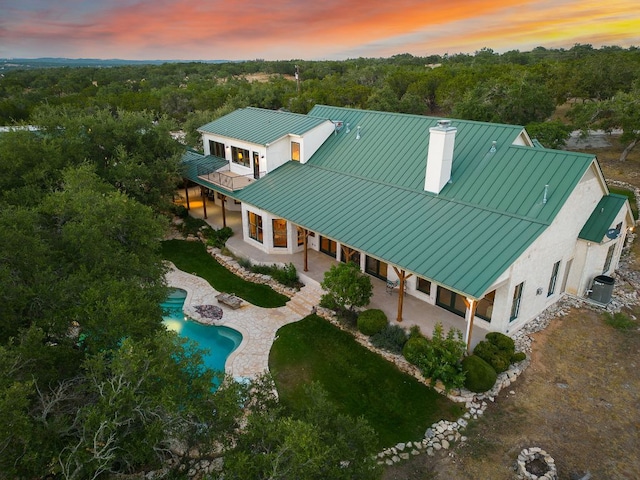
[161, 239, 289, 308]
[269, 315, 465, 449]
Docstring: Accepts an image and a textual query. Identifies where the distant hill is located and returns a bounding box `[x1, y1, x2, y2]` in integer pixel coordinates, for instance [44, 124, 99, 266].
[0, 57, 233, 72]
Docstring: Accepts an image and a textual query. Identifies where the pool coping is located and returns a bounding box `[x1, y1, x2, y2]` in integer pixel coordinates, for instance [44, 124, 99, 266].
[165, 264, 304, 380]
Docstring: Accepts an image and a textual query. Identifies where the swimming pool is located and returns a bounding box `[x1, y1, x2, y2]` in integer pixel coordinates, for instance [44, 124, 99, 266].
[161, 288, 242, 375]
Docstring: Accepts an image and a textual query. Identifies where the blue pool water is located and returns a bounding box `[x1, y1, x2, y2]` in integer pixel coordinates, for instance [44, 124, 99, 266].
[161, 288, 242, 375]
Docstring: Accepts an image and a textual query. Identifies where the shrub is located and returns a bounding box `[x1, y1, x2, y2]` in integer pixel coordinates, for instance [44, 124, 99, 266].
[473, 340, 510, 373]
[271, 263, 300, 288]
[370, 325, 408, 354]
[511, 351, 527, 363]
[357, 309, 388, 336]
[403, 324, 467, 391]
[485, 332, 515, 355]
[207, 226, 233, 248]
[319, 294, 339, 311]
[173, 204, 188, 218]
[402, 336, 431, 364]
[237, 257, 253, 270]
[461, 355, 497, 393]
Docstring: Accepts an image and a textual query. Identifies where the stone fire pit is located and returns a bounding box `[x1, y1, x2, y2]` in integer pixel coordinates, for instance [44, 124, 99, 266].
[516, 447, 557, 479]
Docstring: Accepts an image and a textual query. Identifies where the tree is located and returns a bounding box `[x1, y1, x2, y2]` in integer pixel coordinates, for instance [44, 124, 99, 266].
[569, 83, 640, 161]
[223, 381, 380, 480]
[526, 120, 572, 148]
[320, 262, 373, 313]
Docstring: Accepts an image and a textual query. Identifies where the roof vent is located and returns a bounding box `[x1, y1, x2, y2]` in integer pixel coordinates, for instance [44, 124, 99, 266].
[490, 141, 497, 153]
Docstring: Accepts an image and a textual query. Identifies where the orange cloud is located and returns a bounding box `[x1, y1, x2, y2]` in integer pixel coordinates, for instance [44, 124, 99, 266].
[1, 0, 638, 59]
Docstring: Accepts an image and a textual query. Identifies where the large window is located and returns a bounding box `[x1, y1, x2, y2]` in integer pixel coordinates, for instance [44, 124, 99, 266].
[248, 211, 263, 243]
[436, 287, 466, 318]
[603, 244, 616, 273]
[209, 140, 225, 158]
[476, 290, 495, 322]
[319, 236, 337, 257]
[231, 146, 250, 167]
[547, 261, 561, 296]
[272, 219, 287, 248]
[510, 282, 524, 322]
[291, 141, 300, 161]
[365, 256, 387, 280]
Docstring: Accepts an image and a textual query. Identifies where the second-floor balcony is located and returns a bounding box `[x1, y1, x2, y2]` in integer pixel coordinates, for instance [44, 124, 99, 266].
[197, 163, 264, 191]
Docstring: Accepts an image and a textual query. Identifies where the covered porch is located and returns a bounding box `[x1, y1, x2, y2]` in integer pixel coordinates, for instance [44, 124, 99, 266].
[174, 187, 490, 349]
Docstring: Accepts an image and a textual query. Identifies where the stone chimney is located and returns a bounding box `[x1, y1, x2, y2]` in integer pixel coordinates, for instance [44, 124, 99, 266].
[424, 120, 457, 194]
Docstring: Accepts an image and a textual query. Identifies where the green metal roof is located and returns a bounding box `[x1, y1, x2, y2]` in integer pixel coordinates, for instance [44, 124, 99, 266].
[181, 149, 233, 195]
[579, 194, 629, 242]
[233, 106, 597, 299]
[198, 107, 328, 145]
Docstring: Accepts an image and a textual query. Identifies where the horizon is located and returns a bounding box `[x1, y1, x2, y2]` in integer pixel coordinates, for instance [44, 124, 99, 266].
[1, 1, 639, 61]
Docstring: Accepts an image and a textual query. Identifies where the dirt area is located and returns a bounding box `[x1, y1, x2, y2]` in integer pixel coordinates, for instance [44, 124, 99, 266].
[384, 140, 640, 480]
[383, 306, 640, 480]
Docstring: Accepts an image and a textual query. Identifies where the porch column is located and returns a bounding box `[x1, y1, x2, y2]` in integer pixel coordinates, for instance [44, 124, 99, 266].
[342, 246, 357, 264]
[463, 297, 477, 354]
[301, 228, 310, 272]
[200, 187, 207, 219]
[220, 194, 227, 228]
[184, 181, 190, 210]
[392, 267, 413, 322]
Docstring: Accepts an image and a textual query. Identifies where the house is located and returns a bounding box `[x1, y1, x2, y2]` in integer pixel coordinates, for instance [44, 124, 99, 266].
[181, 105, 634, 343]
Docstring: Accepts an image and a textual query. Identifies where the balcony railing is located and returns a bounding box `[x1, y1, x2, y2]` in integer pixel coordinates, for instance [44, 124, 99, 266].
[196, 164, 265, 191]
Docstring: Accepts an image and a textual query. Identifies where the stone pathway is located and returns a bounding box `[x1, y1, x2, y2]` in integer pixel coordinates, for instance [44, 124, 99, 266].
[165, 265, 324, 379]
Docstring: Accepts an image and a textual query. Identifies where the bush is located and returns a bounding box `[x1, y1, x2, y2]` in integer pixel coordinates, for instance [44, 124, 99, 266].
[207, 226, 233, 248]
[370, 324, 408, 354]
[511, 351, 527, 363]
[357, 309, 388, 336]
[485, 332, 515, 355]
[173, 204, 188, 218]
[271, 263, 299, 288]
[461, 355, 497, 393]
[403, 324, 467, 390]
[473, 340, 510, 373]
[402, 336, 431, 364]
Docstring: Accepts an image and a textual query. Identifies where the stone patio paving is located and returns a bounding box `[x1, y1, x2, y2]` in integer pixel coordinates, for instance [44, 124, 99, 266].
[165, 264, 323, 379]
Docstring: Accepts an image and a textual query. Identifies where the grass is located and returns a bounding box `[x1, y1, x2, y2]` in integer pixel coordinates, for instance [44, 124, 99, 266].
[269, 315, 465, 449]
[161, 239, 289, 308]
[603, 311, 637, 330]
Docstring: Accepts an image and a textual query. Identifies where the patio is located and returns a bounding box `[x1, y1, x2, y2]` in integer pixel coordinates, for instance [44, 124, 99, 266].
[175, 187, 489, 348]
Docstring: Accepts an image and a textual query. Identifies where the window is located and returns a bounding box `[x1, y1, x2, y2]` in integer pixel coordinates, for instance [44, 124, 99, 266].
[248, 211, 263, 243]
[272, 219, 287, 248]
[341, 246, 360, 265]
[436, 287, 466, 318]
[231, 146, 250, 167]
[365, 256, 387, 280]
[476, 290, 495, 322]
[209, 140, 225, 158]
[603, 244, 616, 273]
[291, 141, 300, 161]
[417, 277, 431, 295]
[547, 261, 561, 296]
[297, 227, 305, 246]
[319, 236, 337, 257]
[510, 282, 524, 322]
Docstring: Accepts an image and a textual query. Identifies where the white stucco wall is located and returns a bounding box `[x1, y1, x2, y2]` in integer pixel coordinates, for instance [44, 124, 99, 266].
[489, 162, 621, 333]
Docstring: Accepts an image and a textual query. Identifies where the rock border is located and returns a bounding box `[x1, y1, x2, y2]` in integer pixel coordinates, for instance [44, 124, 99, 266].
[516, 447, 557, 480]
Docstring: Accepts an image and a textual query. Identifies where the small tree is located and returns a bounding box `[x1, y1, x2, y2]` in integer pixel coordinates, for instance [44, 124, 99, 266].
[320, 262, 373, 313]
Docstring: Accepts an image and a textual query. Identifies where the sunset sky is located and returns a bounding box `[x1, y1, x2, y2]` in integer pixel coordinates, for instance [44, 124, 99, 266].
[1, 0, 639, 60]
